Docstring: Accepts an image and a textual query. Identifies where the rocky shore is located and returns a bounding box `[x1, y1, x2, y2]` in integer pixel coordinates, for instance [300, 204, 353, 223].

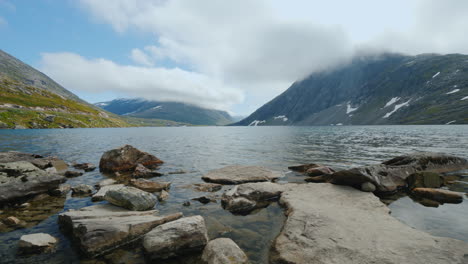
[1, 146, 467, 263]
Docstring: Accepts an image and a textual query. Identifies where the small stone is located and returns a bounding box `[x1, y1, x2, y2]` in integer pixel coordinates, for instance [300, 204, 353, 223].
[201, 238, 249, 264]
[158, 190, 170, 201]
[18, 233, 57, 254]
[64, 170, 83, 178]
[19, 203, 30, 208]
[192, 196, 215, 204]
[3, 216, 21, 226]
[183, 201, 191, 206]
[361, 182, 376, 192]
[71, 184, 93, 195]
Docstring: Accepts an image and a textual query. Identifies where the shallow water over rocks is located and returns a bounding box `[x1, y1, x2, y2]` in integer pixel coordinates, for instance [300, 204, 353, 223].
[0, 125, 467, 263]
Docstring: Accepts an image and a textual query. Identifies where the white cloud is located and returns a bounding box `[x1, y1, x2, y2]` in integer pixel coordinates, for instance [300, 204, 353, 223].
[72, 0, 468, 114]
[39, 52, 244, 110]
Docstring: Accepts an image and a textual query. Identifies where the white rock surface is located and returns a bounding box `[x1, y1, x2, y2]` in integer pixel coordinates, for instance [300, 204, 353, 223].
[91, 184, 124, 201]
[202, 238, 249, 264]
[18, 233, 57, 254]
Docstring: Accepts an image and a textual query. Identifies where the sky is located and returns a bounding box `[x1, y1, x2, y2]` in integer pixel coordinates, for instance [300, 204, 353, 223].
[2, 0, 468, 115]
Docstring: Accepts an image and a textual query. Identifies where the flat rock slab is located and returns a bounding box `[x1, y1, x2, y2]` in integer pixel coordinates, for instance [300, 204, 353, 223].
[58, 204, 182, 258]
[202, 165, 281, 184]
[18, 233, 57, 254]
[0, 161, 65, 203]
[202, 238, 249, 264]
[143, 215, 209, 260]
[270, 183, 468, 264]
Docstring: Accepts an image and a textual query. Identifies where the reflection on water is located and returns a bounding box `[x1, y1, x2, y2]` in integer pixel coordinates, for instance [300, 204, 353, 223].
[0, 125, 467, 263]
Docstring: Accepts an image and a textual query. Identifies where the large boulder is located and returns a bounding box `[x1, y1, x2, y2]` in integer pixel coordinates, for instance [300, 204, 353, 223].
[104, 186, 157, 211]
[58, 204, 182, 257]
[0, 161, 65, 203]
[201, 238, 249, 264]
[270, 183, 468, 264]
[202, 166, 281, 185]
[143, 215, 209, 260]
[18, 233, 57, 254]
[329, 152, 468, 192]
[99, 145, 163, 173]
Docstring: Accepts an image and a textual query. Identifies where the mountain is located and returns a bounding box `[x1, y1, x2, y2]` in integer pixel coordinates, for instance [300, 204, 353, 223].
[95, 98, 234, 126]
[235, 53, 468, 126]
[0, 49, 130, 129]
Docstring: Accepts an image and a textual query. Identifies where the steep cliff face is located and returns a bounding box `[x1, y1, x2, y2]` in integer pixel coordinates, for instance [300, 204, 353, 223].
[236, 53, 468, 126]
[96, 98, 234, 126]
[0, 50, 130, 129]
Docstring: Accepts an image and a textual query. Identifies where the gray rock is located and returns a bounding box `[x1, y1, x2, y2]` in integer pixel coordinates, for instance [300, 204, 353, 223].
[104, 186, 157, 211]
[71, 184, 93, 195]
[221, 182, 284, 214]
[99, 145, 163, 173]
[132, 163, 163, 178]
[202, 165, 281, 184]
[49, 184, 71, 196]
[360, 182, 376, 192]
[91, 184, 125, 202]
[58, 204, 182, 257]
[0, 161, 65, 203]
[95, 178, 117, 188]
[329, 152, 468, 192]
[44, 115, 55, 122]
[201, 238, 249, 264]
[158, 190, 169, 201]
[222, 197, 256, 214]
[0, 121, 9, 129]
[73, 163, 96, 172]
[18, 233, 57, 254]
[269, 183, 468, 264]
[143, 215, 209, 260]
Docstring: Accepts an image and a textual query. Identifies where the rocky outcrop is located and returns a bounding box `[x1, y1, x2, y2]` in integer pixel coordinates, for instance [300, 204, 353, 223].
[268, 183, 468, 264]
[202, 166, 281, 185]
[104, 186, 157, 211]
[91, 184, 124, 202]
[221, 182, 284, 214]
[18, 233, 57, 254]
[201, 238, 249, 264]
[411, 188, 463, 204]
[143, 215, 209, 260]
[58, 204, 182, 257]
[129, 179, 170, 192]
[99, 145, 163, 173]
[0, 161, 65, 203]
[0, 152, 67, 172]
[328, 152, 468, 192]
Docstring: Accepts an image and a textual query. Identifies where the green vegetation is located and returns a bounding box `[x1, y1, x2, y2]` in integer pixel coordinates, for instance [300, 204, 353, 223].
[122, 116, 191, 127]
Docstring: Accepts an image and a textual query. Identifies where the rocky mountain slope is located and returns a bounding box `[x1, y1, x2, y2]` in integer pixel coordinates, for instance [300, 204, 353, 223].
[235, 53, 468, 126]
[95, 98, 234, 126]
[0, 50, 130, 129]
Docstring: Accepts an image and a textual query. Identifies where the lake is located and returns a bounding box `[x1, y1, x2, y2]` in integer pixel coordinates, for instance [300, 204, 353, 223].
[0, 125, 467, 263]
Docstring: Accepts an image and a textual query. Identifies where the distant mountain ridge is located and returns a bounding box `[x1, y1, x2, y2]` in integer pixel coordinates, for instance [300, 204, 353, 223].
[236, 53, 468, 126]
[95, 98, 234, 126]
[0, 49, 130, 129]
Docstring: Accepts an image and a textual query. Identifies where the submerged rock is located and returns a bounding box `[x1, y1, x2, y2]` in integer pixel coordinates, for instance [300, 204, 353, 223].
[18, 233, 57, 254]
[192, 183, 223, 192]
[71, 184, 93, 196]
[411, 188, 463, 204]
[129, 178, 170, 192]
[329, 152, 468, 193]
[269, 183, 468, 264]
[73, 163, 96, 172]
[158, 190, 169, 201]
[64, 170, 83, 178]
[143, 215, 209, 260]
[49, 184, 71, 196]
[58, 204, 182, 257]
[407, 172, 443, 189]
[202, 165, 281, 184]
[221, 182, 283, 214]
[201, 238, 249, 264]
[104, 186, 157, 211]
[99, 145, 163, 173]
[0, 161, 65, 203]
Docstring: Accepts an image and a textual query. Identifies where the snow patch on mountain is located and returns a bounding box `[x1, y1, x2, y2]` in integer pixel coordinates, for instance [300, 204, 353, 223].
[248, 120, 266, 126]
[384, 97, 400, 108]
[432, 72, 440, 78]
[274, 115, 288, 121]
[446, 89, 460, 95]
[346, 102, 358, 114]
[383, 99, 411, 118]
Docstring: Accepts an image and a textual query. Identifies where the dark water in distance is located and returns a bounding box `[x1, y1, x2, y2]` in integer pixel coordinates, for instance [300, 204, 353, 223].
[0, 126, 467, 263]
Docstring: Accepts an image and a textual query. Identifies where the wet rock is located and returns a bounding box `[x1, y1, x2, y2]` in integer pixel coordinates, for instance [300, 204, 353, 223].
[143, 215, 209, 260]
[71, 184, 93, 195]
[18, 233, 57, 254]
[129, 178, 171, 192]
[192, 196, 216, 204]
[158, 190, 170, 201]
[91, 184, 125, 202]
[288, 163, 321, 173]
[270, 183, 468, 264]
[49, 184, 71, 196]
[305, 166, 335, 176]
[304, 175, 330, 183]
[329, 152, 468, 193]
[222, 197, 256, 214]
[411, 188, 463, 204]
[361, 182, 376, 192]
[183, 201, 191, 206]
[0, 152, 42, 163]
[99, 145, 163, 173]
[201, 238, 249, 264]
[192, 183, 223, 192]
[0, 161, 65, 203]
[221, 182, 284, 214]
[202, 165, 281, 185]
[104, 186, 157, 211]
[3, 216, 21, 226]
[64, 170, 83, 178]
[418, 198, 440, 208]
[132, 163, 163, 178]
[96, 178, 117, 188]
[73, 163, 96, 172]
[58, 204, 182, 257]
[407, 172, 443, 189]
